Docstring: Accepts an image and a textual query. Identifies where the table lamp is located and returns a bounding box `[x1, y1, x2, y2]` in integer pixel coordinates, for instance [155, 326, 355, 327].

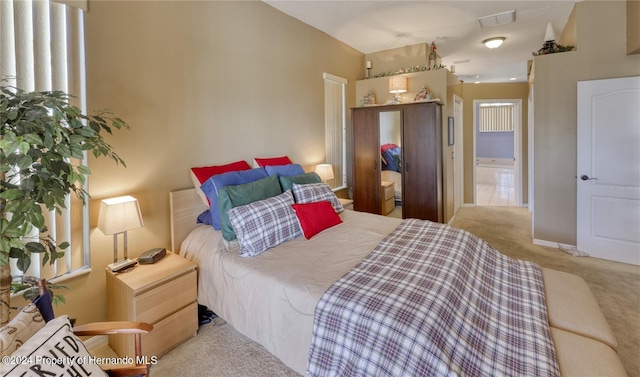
[388, 75, 407, 103]
[98, 195, 144, 272]
[315, 164, 334, 183]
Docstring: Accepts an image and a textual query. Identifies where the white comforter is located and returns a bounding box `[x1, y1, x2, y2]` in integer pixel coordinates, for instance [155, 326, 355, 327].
[179, 210, 401, 375]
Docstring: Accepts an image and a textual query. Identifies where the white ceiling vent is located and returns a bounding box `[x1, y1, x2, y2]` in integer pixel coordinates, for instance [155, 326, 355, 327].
[478, 10, 516, 28]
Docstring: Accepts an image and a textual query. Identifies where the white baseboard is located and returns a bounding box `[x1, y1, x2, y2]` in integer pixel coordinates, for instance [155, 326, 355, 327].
[533, 239, 590, 257]
[533, 239, 575, 250]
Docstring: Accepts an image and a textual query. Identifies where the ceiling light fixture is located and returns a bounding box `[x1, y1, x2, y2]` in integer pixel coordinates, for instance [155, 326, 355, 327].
[483, 37, 505, 49]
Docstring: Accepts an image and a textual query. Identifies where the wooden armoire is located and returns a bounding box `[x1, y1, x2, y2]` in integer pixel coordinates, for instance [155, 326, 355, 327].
[352, 101, 443, 222]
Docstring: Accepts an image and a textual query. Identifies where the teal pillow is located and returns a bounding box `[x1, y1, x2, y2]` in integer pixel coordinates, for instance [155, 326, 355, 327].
[278, 172, 322, 192]
[218, 175, 282, 241]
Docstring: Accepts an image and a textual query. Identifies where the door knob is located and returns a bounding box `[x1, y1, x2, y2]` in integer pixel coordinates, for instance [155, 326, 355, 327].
[580, 175, 598, 181]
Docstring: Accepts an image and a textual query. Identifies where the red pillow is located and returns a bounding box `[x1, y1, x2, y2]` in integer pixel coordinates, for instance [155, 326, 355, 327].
[254, 156, 292, 167]
[190, 160, 251, 206]
[291, 201, 342, 240]
[191, 160, 251, 184]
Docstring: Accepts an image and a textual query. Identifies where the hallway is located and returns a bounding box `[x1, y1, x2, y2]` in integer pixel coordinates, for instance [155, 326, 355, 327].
[476, 165, 515, 206]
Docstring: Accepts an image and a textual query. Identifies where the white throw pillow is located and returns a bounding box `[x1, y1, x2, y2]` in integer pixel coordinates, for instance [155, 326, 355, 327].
[0, 304, 45, 357]
[0, 315, 107, 376]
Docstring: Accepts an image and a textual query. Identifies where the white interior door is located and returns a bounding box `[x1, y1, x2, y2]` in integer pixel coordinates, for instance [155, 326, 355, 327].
[577, 76, 640, 265]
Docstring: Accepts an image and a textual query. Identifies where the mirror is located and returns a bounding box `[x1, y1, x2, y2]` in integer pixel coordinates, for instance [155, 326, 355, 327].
[379, 111, 402, 217]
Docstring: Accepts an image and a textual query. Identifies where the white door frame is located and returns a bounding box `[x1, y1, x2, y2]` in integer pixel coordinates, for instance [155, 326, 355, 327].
[453, 94, 464, 214]
[472, 99, 523, 206]
[528, 85, 535, 234]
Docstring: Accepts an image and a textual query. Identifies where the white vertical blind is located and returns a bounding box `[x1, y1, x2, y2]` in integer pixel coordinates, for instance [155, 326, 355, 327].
[1, 0, 89, 282]
[479, 103, 514, 132]
[323, 73, 347, 190]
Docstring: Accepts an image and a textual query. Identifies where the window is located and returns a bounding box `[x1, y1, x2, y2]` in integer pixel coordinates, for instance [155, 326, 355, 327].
[1, 0, 90, 283]
[479, 103, 514, 132]
[322, 73, 347, 190]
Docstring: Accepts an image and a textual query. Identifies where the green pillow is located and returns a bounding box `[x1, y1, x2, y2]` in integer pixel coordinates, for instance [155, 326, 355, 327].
[218, 175, 282, 241]
[278, 172, 322, 192]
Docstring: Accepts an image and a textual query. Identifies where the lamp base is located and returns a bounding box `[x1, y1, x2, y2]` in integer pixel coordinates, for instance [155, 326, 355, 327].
[107, 258, 137, 272]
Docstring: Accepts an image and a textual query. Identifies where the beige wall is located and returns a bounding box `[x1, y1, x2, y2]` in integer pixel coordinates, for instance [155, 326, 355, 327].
[532, 0, 640, 244]
[628, 0, 640, 55]
[44, 0, 363, 324]
[461, 83, 530, 204]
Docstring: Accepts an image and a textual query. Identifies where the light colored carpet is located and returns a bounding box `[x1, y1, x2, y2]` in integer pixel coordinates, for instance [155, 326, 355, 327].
[150, 206, 639, 377]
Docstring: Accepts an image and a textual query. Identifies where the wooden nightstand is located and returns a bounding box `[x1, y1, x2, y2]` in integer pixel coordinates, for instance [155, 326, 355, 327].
[338, 198, 354, 210]
[106, 252, 198, 358]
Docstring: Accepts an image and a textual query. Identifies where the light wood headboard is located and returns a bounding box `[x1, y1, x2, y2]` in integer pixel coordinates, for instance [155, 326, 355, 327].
[170, 188, 208, 252]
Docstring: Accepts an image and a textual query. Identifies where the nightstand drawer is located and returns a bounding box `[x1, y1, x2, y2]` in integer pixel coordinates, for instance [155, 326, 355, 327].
[135, 270, 197, 324]
[142, 301, 198, 357]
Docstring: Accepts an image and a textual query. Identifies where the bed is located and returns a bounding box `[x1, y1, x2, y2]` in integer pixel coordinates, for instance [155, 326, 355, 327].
[170, 187, 627, 377]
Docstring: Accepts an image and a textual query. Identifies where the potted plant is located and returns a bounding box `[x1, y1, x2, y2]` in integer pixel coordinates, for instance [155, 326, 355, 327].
[0, 83, 129, 325]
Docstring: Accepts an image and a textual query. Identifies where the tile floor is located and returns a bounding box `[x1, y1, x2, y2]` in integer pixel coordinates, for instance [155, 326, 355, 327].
[476, 165, 516, 206]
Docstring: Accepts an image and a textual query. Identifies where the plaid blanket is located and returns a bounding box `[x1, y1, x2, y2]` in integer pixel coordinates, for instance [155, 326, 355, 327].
[307, 219, 559, 377]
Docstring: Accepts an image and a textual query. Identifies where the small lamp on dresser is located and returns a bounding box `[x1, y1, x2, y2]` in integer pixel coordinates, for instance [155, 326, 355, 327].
[388, 75, 407, 103]
[98, 195, 144, 272]
[315, 164, 334, 183]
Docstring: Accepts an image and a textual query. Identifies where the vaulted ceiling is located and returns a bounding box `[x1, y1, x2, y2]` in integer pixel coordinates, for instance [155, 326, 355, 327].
[263, 1, 577, 83]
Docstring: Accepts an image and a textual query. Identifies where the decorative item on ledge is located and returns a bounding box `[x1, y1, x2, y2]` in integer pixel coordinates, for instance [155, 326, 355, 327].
[414, 86, 433, 102]
[428, 41, 438, 68]
[533, 22, 574, 56]
[360, 90, 376, 106]
[367, 64, 447, 79]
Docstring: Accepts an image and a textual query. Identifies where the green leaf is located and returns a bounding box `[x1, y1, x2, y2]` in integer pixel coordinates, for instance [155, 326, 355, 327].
[58, 242, 70, 250]
[29, 212, 45, 229]
[56, 144, 71, 157]
[26, 242, 46, 253]
[75, 127, 95, 137]
[76, 165, 91, 175]
[23, 133, 43, 145]
[17, 255, 31, 272]
[0, 188, 23, 200]
[16, 141, 31, 155]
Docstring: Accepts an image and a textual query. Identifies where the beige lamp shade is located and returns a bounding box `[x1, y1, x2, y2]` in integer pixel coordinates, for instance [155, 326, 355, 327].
[315, 164, 334, 182]
[388, 75, 408, 94]
[97, 195, 144, 235]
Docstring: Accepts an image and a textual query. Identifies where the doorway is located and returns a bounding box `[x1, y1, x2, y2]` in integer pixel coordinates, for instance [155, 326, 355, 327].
[473, 99, 522, 207]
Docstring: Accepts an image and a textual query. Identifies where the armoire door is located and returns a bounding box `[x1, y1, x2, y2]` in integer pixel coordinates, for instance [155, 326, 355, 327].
[352, 107, 381, 214]
[402, 103, 443, 222]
